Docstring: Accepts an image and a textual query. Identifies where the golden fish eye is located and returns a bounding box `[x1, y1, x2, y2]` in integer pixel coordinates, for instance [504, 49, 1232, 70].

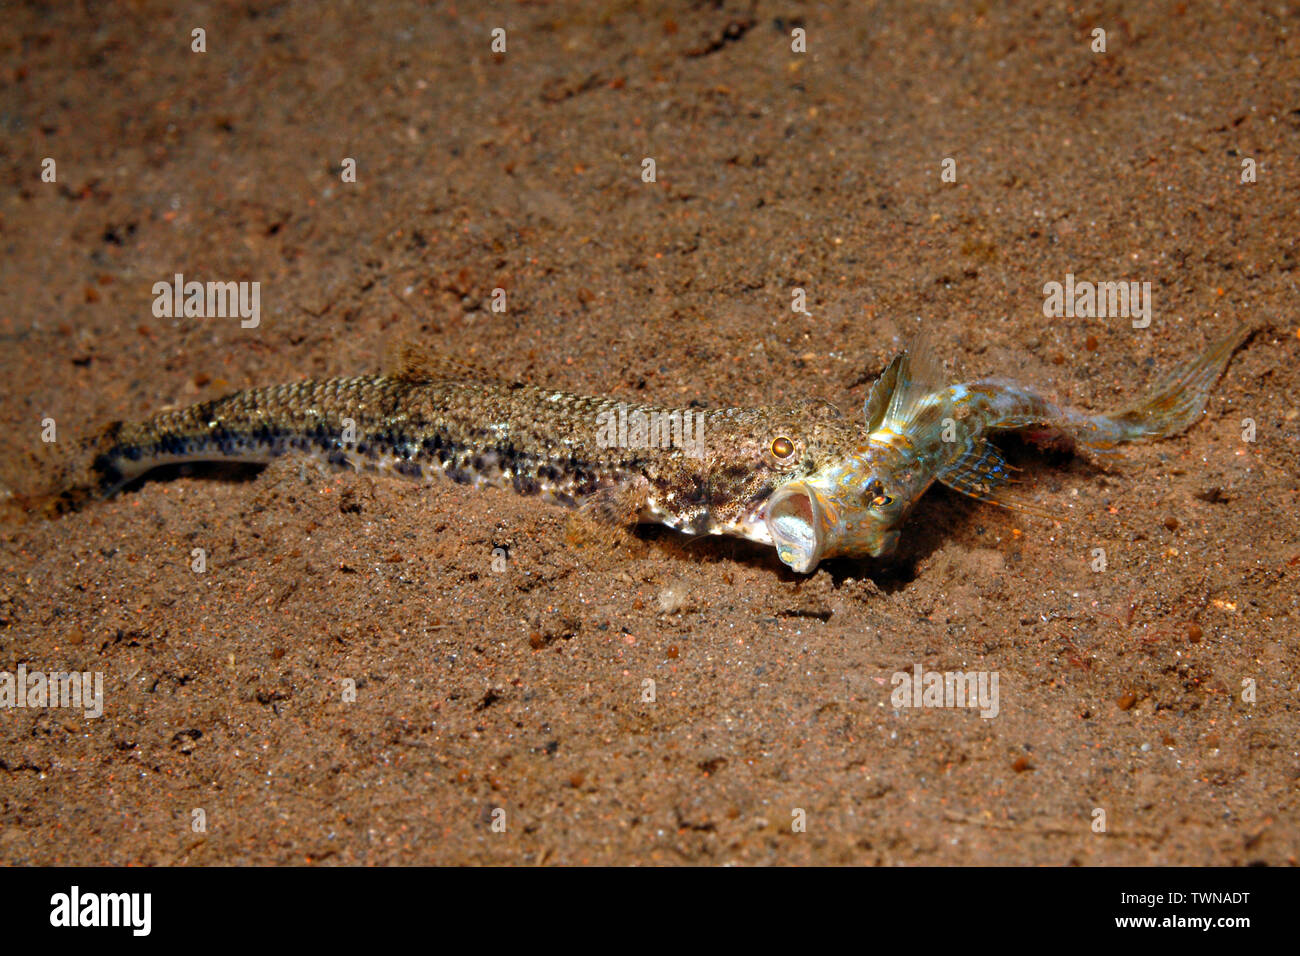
[771, 436, 795, 459]
[872, 494, 894, 507]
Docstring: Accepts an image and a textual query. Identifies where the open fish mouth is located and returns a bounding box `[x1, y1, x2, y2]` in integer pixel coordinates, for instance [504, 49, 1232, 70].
[765, 481, 831, 573]
[765, 474, 902, 572]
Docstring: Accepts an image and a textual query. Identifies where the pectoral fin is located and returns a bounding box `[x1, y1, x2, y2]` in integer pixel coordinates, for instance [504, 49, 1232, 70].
[577, 476, 651, 527]
[937, 439, 1059, 519]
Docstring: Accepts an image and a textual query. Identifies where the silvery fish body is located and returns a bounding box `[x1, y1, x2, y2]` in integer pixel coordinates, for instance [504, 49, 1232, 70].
[80, 327, 1252, 574]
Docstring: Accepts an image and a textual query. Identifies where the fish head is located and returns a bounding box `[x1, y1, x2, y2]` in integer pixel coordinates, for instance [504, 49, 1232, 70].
[756, 330, 946, 572]
[763, 332, 943, 573]
[764, 450, 911, 573]
[691, 401, 868, 548]
[676, 400, 915, 573]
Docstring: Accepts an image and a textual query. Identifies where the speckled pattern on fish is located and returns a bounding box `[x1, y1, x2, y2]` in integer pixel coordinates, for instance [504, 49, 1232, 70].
[83, 327, 1253, 573]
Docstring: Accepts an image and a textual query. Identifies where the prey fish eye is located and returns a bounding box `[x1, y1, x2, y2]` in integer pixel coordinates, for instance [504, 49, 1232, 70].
[770, 436, 795, 459]
[861, 479, 892, 507]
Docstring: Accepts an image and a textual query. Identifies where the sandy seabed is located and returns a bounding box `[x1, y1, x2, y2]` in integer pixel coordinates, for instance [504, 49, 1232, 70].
[0, 1, 1296, 865]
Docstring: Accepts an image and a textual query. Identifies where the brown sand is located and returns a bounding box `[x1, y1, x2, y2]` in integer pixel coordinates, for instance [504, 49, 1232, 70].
[1, 1, 1296, 864]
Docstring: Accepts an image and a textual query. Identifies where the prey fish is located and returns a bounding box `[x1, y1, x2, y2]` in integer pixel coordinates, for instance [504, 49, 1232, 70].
[79, 326, 1252, 573]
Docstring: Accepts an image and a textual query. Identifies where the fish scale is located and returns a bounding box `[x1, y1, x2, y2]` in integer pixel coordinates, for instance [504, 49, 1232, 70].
[96, 375, 664, 505]
[73, 326, 1254, 573]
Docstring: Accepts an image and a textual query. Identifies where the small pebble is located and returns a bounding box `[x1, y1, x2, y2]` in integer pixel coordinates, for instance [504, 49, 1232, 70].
[656, 582, 691, 614]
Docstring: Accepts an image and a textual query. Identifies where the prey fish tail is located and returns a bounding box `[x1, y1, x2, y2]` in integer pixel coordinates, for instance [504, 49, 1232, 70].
[923, 323, 1252, 460]
[1055, 323, 1255, 455]
[926, 323, 1255, 483]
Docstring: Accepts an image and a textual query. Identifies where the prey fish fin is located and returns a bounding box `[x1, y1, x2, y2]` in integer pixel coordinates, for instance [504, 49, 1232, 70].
[1072, 323, 1255, 456]
[882, 321, 956, 430]
[937, 439, 1060, 520]
[863, 354, 904, 431]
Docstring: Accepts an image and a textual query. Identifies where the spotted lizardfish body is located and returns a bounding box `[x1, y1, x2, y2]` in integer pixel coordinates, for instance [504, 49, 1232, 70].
[78, 327, 1252, 573]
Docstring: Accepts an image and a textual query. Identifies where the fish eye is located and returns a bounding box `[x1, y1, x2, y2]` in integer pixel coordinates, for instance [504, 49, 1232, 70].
[863, 479, 893, 507]
[770, 436, 795, 460]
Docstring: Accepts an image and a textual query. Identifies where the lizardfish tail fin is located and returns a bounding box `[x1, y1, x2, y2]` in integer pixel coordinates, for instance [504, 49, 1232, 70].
[1071, 323, 1254, 456]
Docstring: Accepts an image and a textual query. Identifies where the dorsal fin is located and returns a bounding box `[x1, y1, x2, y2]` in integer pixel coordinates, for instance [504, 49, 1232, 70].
[388, 341, 512, 384]
[881, 322, 953, 429]
[863, 353, 903, 431]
